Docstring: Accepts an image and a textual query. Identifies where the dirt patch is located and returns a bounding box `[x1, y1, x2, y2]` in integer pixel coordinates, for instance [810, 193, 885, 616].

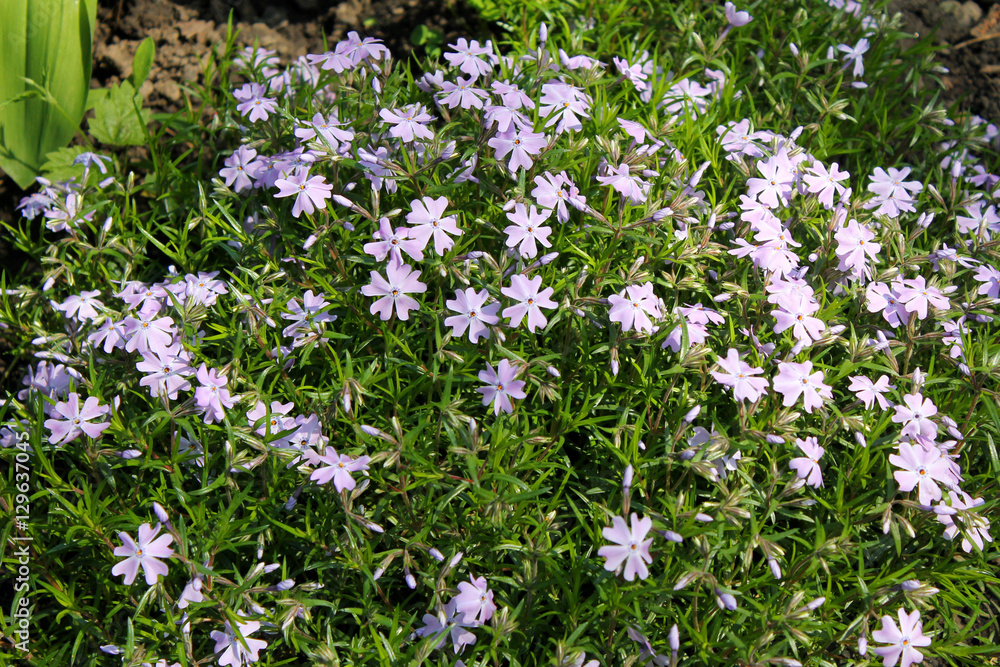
[891, 0, 1000, 119]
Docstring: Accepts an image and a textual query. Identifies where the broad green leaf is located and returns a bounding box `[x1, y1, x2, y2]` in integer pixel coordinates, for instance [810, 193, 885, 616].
[39, 145, 89, 182]
[0, 0, 97, 189]
[89, 80, 150, 146]
[130, 36, 155, 88]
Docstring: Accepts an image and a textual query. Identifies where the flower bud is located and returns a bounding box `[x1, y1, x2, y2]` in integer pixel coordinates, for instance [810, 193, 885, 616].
[668, 624, 679, 650]
[623, 464, 634, 492]
[768, 558, 782, 579]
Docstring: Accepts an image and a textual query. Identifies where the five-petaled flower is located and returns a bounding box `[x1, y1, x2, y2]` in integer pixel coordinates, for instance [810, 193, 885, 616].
[361, 262, 427, 321]
[44, 392, 111, 445]
[871, 607, 931, 667]
[111, 522, 175, 586]
[598, 513, 654, 581]
[476, 359, 527, 415]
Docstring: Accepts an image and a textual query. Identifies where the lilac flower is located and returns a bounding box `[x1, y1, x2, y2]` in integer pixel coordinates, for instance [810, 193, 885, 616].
[406, 196, 462, 255]
[491, 80, 534, 109]
[18, 361, 81, 401]
[866, 280, 909, 328]
[294, 111, 354, 149]
[895, 276, 950, 320]
[718, 119, 767, 158]
[361, 262, 427, 321]
[274, 167, 333, 218]
[711, 348, 768, 403]
[445, 288, 500, 343]
[608, 283, 662, 334]
[477, 359, 527, 415]
[379, 104, 435, 143]
[444, 38, 496, 78]
[747, 157, 795, 208]
[935, 490, 993, 552]
[194, 364, 237, 424]
[539, 81, 591, 133]
[414, 599, 478, 654]
[363, 218, 425, 266]
[956, 201, 1000, 238]
[219, 146, 260, 193]
[772, 361, 833, 413]
[234, 83, 277, 123]
[789, 436, 824, 487]
[614, 57, 649, 91]
[974, 265, 1000, 300]
[54, 290, 103, 322]
[725, 1, 752, 26]
[501, 275, 557, 332]
[487, 126, 548, 173]
[803, 161, 849, 209]
[309, 447, 371, 492]
[891, 393, 938, 440]
[136, 342, 195, 400]
[44, 393, 111, 445]
[247, 400, 296, 440]
[211, 617, 268, 666]
[503, 203, 553, 258]
[177, 576, 204, 609]
[871, 608, 931, 667]
[771, 292, 825, 344]
[598, 513, 654, 581]
[835, 219, 881, 281]
[838, 38, 870, 77]
[453, 575, 496, 624]
[111, 523, 174, 586]
[865, 167, 922, 218]
[532, 171, 585, 223]
[184, 272, 229, 307]
[848, 375, 894, 410]
[597, 163, 649, 204]
[123, 309, 175, 354]
[439, 77, 489, 110]
[889, 440, 957, 505]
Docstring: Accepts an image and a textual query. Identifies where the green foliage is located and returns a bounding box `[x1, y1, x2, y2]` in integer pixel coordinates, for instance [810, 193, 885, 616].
[88, 80, 151, 147]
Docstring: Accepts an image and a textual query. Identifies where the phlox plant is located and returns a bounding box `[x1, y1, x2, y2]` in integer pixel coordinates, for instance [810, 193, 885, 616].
[2, 0, 1000, 666]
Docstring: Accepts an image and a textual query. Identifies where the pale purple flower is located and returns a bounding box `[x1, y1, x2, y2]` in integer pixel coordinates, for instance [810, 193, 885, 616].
[503, 203, 553, 258]
[487, 127, 548, 173]
[835, 219, 881, 281]
[956, 201, 1000, 238]
[136, 342, 194, 400]
[539, 81, 591, 133]
[532, 171, 585, 223]
[309, 446, 371, 492]
[597, 162, 648, 204]
[838, 38, 870, 77]
[476, 359, 527, 415]
[491, 80, 534, 109]
[219, 146, 260, 192]
[294, 111, 354, 149]
[453, 575, 496, 624]
[772, 361, 833, 413]
[891, 393, 938, 440]
[177, 577, 204, 609]
[406, 196, 462, 255]
[871, 608, 931, 667]
[363, 217, 425, 265]
[935, 490, 993, 552]
[711, 348, 768, 403]
[501, 274, 557, 332]
[771, 292, 825, 344]
[608, 283, 661, 334]
[234, 83, 277, 123]
[194, 364, 236, 424]
[445, 288, 500, 343]
[54, 290, 103, 321]
[414, 599, 478, 654]
[211, 617, 268, 666]
[123, 310, 175, 354]
[111, 523, 174, 586]
[789, 436, 824, 487]
[274, 168, 333, 218]
[361, 262, 427, 321]
[44, 393, 111, 445]
[439, 76, 489, 110]
[379, 104, 435, 143]
[889, 440, 956, 505]
[848, 375, 894, 410]
[974, 265, 1000, 299]
[598, 513, 654, 581]
[803, 161, 849, 209]
[895, 276, 950, 320]
[746, 157, 795, 208]
[444, 38, 496, 78]
[725, 1, 752, 26]
[18, 361, 81, 401]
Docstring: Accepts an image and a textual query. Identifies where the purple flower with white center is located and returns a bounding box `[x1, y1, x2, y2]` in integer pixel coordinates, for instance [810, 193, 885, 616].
[532, 171, 585, 223]
[487, 126, 548, 173]
[211, 617, 268, 667]
[363, 217, 425, 265]
[935, 490, 993, 552]
[361, 262, 427, 321]
[711, 348, 768, 403]
[891, 393, 938, 441]
[772, 361, 833, 413]
[835, 219, 881, 281]
[274, 167, 333, 218]
[54, 290, 103, 322]
[848, 375, 894, 411]
[309, 446, 371, 492]
[483, 105, 531, 134]
[136, 342, 194, 400]
[234, 83, 277, 123]
[539, 81, 591, 133]
[718, 119, 767, 158]
[789, 436, 825, 487]
[406, 196, 462, 255]
[895, 276, 950, 320]
[44, 393, 111, 445]
[445, 288, 500, 343]
[838, 38, 870, 77]
[439, 76, 489, 110]
[247, 400, 296, 441]
[803, 161, 850, 209]
[871, 608, 931, 667]
[123, 310, 175, 355]
[608, 283, 661, 334]
[177, 576, 205, 609]
[194, 364, 236, 424]
[281, 290, 337, 339]
[866, 167, 922, 217]
[111, 523, 174, 586]
[503, 203, 553, 258]
[444, 38, 496, 78]
[771, 291, 825, 345]
[452, 575, 496, 624]
[598, 513, 654, 581]
[477, 359, 527, 415]
[889, 440, 957, 505]
[501, 274, 557, 332]
[614, 57, 649, 91]
[87, 318, 128, 352]
[597, 162, 649, 204]
[219, 146, 260, 193]
[379, 104, 435, 143]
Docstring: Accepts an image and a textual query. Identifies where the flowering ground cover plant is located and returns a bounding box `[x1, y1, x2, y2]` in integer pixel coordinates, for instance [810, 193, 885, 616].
[2, 0, 1000, 665]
